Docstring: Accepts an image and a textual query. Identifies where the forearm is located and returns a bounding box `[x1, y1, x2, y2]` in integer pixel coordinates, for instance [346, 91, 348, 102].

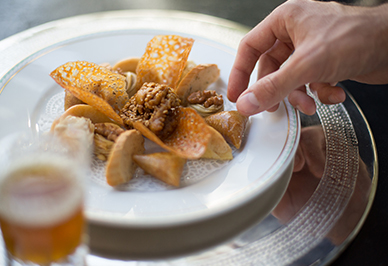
[353, 2, 388, 84]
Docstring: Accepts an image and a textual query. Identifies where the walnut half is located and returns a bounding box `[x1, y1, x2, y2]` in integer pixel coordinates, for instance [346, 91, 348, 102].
[187, 90, 224, 117]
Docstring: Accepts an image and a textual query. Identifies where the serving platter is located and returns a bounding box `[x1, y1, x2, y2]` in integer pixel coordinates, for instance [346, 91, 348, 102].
[0, 10, 376, 265]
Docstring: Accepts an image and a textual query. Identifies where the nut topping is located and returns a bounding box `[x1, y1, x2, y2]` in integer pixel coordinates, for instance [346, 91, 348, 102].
[187, 90, 224, 117]
[120, 82, 181, 139]
[187, 90, 223, 108]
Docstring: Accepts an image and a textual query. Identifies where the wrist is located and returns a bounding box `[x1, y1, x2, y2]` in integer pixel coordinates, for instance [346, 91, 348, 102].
[351, 3, 388, 83]
[369, 4, 388, 63]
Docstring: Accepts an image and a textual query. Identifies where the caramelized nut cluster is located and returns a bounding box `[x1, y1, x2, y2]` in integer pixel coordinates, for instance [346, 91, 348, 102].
[120, 82, 181, 139]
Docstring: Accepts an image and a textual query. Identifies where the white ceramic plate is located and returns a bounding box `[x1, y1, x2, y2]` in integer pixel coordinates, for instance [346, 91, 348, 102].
[0, 10, 299, 257]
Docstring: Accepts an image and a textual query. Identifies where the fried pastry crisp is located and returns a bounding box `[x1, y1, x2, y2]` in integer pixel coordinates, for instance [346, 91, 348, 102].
[201, 126, 233, 160]
[61, 85, 124, 126]
[135, 35, 194, 91]
[133, 107, 211, 160]
[64, 91, 83, 110]
[50, 61, 128, 123]
[133, 152, 186, 187]
[205, 111, 249, 149]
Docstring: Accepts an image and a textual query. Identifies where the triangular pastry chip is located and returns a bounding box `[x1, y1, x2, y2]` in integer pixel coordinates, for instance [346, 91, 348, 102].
[201, 126, 233, 160]
[205, 111, 248, 149]
[62, 86, 123, 126]
[133, 152, 186, 187]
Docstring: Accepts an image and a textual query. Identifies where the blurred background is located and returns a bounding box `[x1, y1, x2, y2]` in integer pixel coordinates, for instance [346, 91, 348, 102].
[1, 0, 383, 40]
[0, 0, 284, 41]
[0, 0, 387, 265]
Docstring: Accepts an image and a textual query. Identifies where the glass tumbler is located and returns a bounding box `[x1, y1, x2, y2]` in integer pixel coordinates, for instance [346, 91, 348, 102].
[0, 132, 91, 266]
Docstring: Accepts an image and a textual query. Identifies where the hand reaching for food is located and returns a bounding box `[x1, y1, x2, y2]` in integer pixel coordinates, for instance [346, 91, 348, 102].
[227, 0, 388, 116]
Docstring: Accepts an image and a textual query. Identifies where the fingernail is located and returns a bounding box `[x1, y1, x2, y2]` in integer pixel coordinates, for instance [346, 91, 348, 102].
[237, 92, 261, 115]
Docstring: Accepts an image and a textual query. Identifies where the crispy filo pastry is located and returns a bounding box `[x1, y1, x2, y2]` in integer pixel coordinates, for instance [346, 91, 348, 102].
[201, 126, 233, 160]
[133, 152, 186, 187]
[133, 107, 212, 160]
[135, 35, 194, 91]
[205, 110, 248, 149]
[50, 61, 127, 125]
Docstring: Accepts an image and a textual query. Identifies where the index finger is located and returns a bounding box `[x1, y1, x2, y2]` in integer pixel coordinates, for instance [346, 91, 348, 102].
[227, 21, 278, 102]
[227, 0, 299, 102]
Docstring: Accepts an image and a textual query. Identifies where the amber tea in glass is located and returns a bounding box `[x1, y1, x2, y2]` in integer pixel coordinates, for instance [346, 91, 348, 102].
[0, 135, 88, 266]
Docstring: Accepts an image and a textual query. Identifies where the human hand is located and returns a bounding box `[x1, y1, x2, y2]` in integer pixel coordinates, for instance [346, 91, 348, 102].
[228, 0, 388, 116]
